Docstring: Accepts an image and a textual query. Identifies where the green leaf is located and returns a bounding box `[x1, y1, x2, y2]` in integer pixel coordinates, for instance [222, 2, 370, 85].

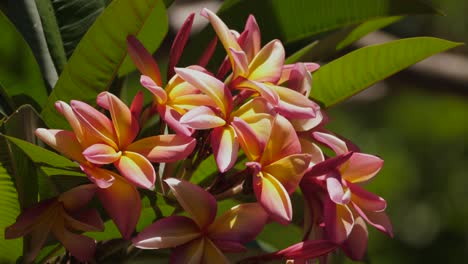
[0, 162, 22, 263]
[217, 0, 440, 44]
[0, 11, 48, 113]
[286, 16, 403, 63]
[310, 37, 462, 107]
[41, 0, 168, 129]
[256, 222, 303, 252]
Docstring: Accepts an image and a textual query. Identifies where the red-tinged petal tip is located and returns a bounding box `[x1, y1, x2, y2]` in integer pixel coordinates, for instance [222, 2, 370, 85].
[59, 184, 97, 211]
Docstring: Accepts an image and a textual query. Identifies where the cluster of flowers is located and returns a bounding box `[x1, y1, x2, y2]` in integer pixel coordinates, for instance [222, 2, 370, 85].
[5, 9, 392, 263]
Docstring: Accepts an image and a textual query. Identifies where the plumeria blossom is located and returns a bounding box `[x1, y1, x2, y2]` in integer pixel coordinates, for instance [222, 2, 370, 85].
[133, 178, 269, 263]
[5, 184, 103, 262]
[243, 114, 311, 224]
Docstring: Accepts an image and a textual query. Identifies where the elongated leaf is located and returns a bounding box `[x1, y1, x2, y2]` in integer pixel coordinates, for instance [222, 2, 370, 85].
[41, 0, 168, 129]
[310, 37, 462, 107]
[0, 157, 22, 263]
[0, 11, 48, 113]
[256, 222, 303, 252]
[286, 16, 403, 63]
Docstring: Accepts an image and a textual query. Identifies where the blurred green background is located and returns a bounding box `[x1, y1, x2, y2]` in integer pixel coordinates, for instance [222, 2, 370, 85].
[324, 0, 468, 262]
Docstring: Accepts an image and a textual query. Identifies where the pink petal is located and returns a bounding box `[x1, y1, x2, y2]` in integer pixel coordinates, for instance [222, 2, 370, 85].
[201, 8, 242, 59]
[52, 225, 96, 262]
[326, 175, 351, 205]
[65, 208, 104, 232]
[127, 134, 196, 163]
[341, 216, 369, 261]
[157, 104, 193, 137]
[352, 203, 393, 237]
[247, 240, 336, 262]
[179, 106, 226, 129]
[211, 240, 246, 252]
[254, 172, 292, 225]
[71, 100, 117, 149]
[168, 13, 195, 79]
[97, 92, 139, 148]
[230, 48, 249, 78]
[133, 216, 200, 249]
[263, 154, 311, 193]
[231, 117, 263, 161]
[80, 165, 115, 189]
[54, 101, 87, 146]
[82, 143, 121, 165]
[270, 84, 317, 119]
[261, 115, 301, 165]
[170, 238, 204, 264]
[340, 153, 384, 183]
[175, 67, 230, 116]
[291, 109, 324, 132]
[323, 200, 354, 244]
[234, 78, 279, 105]
[279, 62, 320, 84]
[208, 203, 268, 243]
[4, 199, 55, 239]
[22, 216, 55, 263]
[127, 35, 162, 86]
[140, 75, 167, 104]
[97, 176, 141, 239]
[239, 15, 261, 61]
[211, 126, 239, 173]
[287, 63, 312, 96]
[59, 184, 97, 211]
[164, 178, 217, 229]
[248, 40, 285, 83]
[115, 151, 156, 190]
[198, 37, 218, 68]
[306, 152, 353, 177]
[312, 132, 348, 155]
[35, 129, 86, 163]
[299, 138, 324, 165]
[130, 90, 144, 118]
[348, 181, 387, 212]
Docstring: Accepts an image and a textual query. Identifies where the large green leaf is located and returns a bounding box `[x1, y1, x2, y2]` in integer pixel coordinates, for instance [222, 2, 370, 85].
[286, 16, 403, 63]
[310, 37, 462, 107]
[0, 155, 22, 263]
[41, 0, 168, 129]
[0, 11, 48, 113]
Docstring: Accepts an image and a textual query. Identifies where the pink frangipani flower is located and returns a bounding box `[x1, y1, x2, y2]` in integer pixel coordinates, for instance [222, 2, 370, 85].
[133, 178, 269, 263]
[5, 184, 103, 262]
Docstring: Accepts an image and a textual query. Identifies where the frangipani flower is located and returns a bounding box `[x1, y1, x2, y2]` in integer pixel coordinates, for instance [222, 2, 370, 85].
[243, 115, 311, 224]
[176, 67, 273, 172]
[127, 35, 216, 136]
[5, 184, 103, 262]
[133, 178, 269, 263]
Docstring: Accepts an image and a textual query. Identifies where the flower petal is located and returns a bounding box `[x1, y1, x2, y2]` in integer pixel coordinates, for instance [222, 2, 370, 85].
[82, 143, 121, 165]
[175, 67, 230, 116]
[97, 92, 139, 148]
[239, 15, 261, 61]
[291, 109, 324, 132]
[202, 238, 230, 264]
[261, 115, 301, 165]
[54, 101, 88, 146]
[254, 172, 292, 225]
[97, 176, 141, 239]
[127, 35, 162, 86]
[170, 238, 204, 264]
[269, 84, 317, 119]
[80, 165, 116, 189]
[230, 48, 249, 78]
[133, 216, 200, 249]
[115, 151, 156, 190]
[278, 62, 320, 84]
[168, 13, 195, 79]
[348, 181, 387, 212]
[352, 203, 393, 237]
[35, 129, 86, 163]
[128, 134, 196, 163]
[211, 240, 246, 252]
[140, 75, 167, 104]
[307, 152, 353, 177]
[246, 240, 336, 262]
[340, 153, 384, 183]
[341, 216, 369, 261]
[157, 104, 193, 137]
[323, 200, 354, 244]
[130, 91, 144, 118]
[180, 106, 226, 129]
[248, 40, 285, 83]
[326, 174, 351, 205]
[263, 154, 311, 193]
[164, 178, 217, 229]
[23, 215, 56, 263]
[71, 100, 117, 149]
[211, 126, 239, 173]
[59, 184, 97, 211]
[312, 132, 348, 155]
[52, 224, 96, 262]
[208, 203, 268, 243]
[65, 208, 104, 232]
[286, 63, 312, 96]
[231, 117, 263, 161]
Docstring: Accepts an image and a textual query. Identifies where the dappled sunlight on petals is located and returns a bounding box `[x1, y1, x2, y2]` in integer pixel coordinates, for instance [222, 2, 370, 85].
[116, 151, 156, 190]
